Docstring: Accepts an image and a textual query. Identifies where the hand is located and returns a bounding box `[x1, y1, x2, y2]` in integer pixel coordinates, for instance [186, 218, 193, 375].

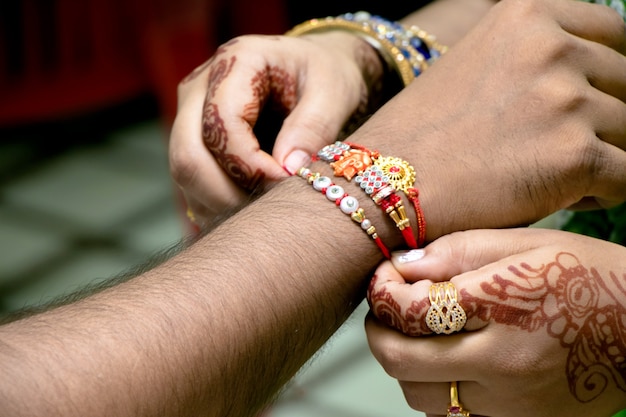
[345, 0, 626, 240]
[169, 32, 383, 225]
[365, 228, 626, 417]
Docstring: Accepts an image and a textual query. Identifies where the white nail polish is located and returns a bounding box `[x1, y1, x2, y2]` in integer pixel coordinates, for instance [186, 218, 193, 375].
[392, 249, 425, 264]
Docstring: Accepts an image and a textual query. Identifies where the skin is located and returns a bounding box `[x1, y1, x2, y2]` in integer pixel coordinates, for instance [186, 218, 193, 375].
[0, 1, 625, 416]
[366, 228, 626, 417]
[169, 0, 497, 224]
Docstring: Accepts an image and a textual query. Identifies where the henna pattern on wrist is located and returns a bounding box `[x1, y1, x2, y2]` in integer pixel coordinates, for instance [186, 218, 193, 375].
[368, 251, 626, 403]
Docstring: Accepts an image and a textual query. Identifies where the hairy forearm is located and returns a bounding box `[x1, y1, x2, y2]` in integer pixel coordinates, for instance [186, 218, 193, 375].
[0, 171, 398, 417]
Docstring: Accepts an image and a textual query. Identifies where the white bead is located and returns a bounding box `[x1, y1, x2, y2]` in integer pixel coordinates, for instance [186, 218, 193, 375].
[326, 185, 344, 201]
[313, 176, 332, 191]
[339, 196, 359, 214]
[361, 219, 372, 230]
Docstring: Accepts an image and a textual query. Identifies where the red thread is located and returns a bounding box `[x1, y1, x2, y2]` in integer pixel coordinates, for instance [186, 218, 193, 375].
[407, 187, 426, 247]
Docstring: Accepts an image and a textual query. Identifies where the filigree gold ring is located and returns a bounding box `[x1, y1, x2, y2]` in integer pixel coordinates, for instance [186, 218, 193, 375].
[425, 282, 466, 334]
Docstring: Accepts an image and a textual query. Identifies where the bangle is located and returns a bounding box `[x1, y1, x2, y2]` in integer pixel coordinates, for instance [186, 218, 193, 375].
[285, 11, 446, 87]
[296, 167, 391, 259]
[341, 11, 447, 68]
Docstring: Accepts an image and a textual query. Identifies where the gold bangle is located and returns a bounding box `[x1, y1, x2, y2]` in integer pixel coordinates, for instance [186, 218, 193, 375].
[286, 17, 416, 87]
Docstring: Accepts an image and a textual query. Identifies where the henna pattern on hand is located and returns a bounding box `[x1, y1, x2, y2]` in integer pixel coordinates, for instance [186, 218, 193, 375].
[243, 65, 297, 155]
[367, 274, 431, 336]
[181, 39, 239, 85]
[247, 65, 297, 118]
[368, 252, 626, 403]
[201, 42, 265, 191]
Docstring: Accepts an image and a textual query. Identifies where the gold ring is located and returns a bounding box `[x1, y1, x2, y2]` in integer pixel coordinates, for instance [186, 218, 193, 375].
[425, 282, 467, 334]
[447, 381, 470, 417]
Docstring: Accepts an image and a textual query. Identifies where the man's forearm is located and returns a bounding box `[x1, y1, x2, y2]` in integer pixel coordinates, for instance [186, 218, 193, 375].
[0, 172, 396, 417]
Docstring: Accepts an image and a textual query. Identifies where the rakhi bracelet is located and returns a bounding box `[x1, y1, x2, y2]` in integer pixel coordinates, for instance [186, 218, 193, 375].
[374, 154, 427, 247]
[318, 141, 427, 248]
[355, 164, 417, 249]
[285, 11, 446, 87]
[296, 167, 391, 259]
[317, 142, 418, 248]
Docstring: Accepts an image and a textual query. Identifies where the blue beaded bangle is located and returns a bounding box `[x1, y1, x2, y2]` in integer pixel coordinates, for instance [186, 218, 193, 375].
[285, 11, 447, 87]
[340, 11, 446, 78]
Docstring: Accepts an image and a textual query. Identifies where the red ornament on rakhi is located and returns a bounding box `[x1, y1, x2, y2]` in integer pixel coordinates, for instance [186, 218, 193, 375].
[376, 189, 417, 249]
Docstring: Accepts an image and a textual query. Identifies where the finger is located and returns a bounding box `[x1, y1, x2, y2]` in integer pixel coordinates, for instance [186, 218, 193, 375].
[366, 311, 542, 407]
[273, 71, 365, 175]
[400, 380, 487, 417]
[389, 229, 550, 282]
[205, 70, 288, 191]
[586, 140, 626, 208]
[579, 36, 626, 105]
[366, 269, 490, 337]
[399, 381, 448, 415]
[170, 81, 248, 220]
[368, 229, 564, 336]
[366, 261, 435, 336]
[551, 0, 625, 51]
[589, 92, 626, 150]
[365, 314, 482, 382]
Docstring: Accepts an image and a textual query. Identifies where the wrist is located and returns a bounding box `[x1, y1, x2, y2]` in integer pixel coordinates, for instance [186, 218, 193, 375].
[285, 12, 447, 114]
[302, 144, 422, 254]
[299, 31, 387, 105]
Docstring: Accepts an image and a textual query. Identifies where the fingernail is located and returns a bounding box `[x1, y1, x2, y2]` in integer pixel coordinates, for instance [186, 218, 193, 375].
[283, 150, 311, 175]
[392, 249, 425, 264]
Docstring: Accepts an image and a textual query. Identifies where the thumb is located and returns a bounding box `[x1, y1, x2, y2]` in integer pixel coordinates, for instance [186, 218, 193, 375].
[390, 228, 551, 283]
[274, 88, 359, 175]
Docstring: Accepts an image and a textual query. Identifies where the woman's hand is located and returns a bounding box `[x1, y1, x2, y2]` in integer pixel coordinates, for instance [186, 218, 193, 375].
[366, 228, 626, 417]
[169, 31, 384, 225]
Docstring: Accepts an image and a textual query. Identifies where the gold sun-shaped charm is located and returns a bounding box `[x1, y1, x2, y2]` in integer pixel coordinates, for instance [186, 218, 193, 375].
[372, 156, 416, 193]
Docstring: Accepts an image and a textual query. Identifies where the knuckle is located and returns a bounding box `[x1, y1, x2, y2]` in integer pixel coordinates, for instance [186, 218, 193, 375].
[541, 76, 590, 115]
[374, 345, 413, 379]
[561, 133, 601, 179]
[169, 147, 199, 189]
[399, 383, 434, 412]
[495, 0, 548, 27]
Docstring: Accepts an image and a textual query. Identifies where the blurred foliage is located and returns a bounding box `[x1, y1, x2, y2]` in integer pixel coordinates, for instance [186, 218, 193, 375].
[560, 202, 626, 246]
